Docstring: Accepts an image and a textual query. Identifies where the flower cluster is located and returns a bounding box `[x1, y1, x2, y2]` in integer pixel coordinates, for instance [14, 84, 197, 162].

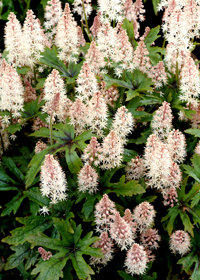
[40, 154, 68, 204]
[92, 195, 160, 275]
[169, 230, 191, 256]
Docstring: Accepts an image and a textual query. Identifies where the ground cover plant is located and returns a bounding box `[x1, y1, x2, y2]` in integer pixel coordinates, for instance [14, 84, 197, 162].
[1, 0, 200, 279]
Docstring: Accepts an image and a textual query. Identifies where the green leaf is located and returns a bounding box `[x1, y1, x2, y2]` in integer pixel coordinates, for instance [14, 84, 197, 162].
[132, 69, 154, 93]
[152, 0, 160, 15]
[4, 123, 22, 134]
[185, 128, 200, 137]
[65, 145, 83, 174]
[185, 182, 200, 203]
[70, 252, 94, 280]
[2, 157, 25, 183]
[25, 250, 39, 270]
[29, 127, 50, 138]
[31, 250, 69, 280]
[1, 193, 26, 217]
[25, 232, 65, 250]
[182, 164, 200, 183]
[5, 242, 30, 270]
[118, 269, 157, 279]
[191, 260, 200, 280]
[81, 194, 101, 219]
[39, 46, 70, 77]
[53, 216, 74, 244]
[22, 98, 45, 120]
[2, 216, 53, 245]
[177, 252, 197, 275]
[106, 175, 145, 196]
[23, 187, 49, 207]
[16, 66, 31, 75]
[36, 78, 46, 90]
[148, 46, 165, 65]
[126, 89, 140, 101]
[140, 95, 163, 105]
[191, 154, 200, 177]
[0, 170, 18, 191]
[118, 270, 136, 280]
[161, 206, 180, 235]
[74, 130, 93, 151]
[122, 19, 137, 49]
[123, 149, 138, 162]
[179, 211, 194, 237]
[25, 143, 61, 188]
[73, 224, 83, 246]
[144, 26, 161, 48]
[103, 74, 133, 89]
[66, 61, 84, 84]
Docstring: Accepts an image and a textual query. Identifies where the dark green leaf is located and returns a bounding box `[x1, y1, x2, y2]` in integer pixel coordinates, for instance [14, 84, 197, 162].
[23, 187, 49, 207]
[39, 46, 70, 77]
[65, 145, 83, 173]
[144, 26, 161, 48]
[16, 67, 31, 75]
[2, 216, 52, 245]
[31, 250, 69, 280]
[122, 19, 137, 49]
[177, 252, 197, 275]
[106, 175, 145, 196]
[5, 242, 30, 270]
[179, 211, 194, 237]
[81, 194, 101, 219]
[184, 128, 200, 137]
[123, 149, 138, 162]
[70, 252, 94, 280]
[103, 74, 133, 89]
[2, 157, 25, 183]
[1, 193, 26, 217]
[182, 164, 200, 183]
[26, 232, 65, 250]
[0, 170, 18, 191]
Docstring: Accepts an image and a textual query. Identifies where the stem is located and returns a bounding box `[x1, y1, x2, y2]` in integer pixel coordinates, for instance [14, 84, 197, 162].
[50, 113, 53, 146]
[81, 0, 92, 42]
[176, 59, 179, 91]
[122, 69, 126, 81]
[0, 131, 5, 154]
[52, 204, 55, 217]
[33, 67, 37, 88]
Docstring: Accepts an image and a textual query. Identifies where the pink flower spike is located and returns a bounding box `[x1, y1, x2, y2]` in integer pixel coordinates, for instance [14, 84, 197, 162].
[140, 228, 161, 250]
[133, 202, 156, 232]
[170, 230, 191, 256]
[124, 243, 147, 275]
[90, 231, 114, 267]
[110, 212, 134, 250]
[38, 247, 52, 261]
[40, 154, 68, 204]
[78, 164, 99, 194]
[94, 194, 117, 233]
